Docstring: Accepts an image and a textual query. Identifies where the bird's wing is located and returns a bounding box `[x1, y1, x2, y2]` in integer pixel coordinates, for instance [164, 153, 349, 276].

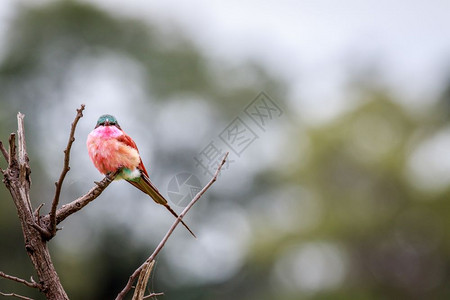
[117, 133, 149, 176]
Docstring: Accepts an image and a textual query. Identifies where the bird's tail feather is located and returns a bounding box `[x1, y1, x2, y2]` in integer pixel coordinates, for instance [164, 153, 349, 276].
[127, 175, 196, 238]
[162, 203, 196, 238]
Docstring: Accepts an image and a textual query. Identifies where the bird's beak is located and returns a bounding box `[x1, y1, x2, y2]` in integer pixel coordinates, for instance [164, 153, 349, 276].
[105, 119, 110, 126]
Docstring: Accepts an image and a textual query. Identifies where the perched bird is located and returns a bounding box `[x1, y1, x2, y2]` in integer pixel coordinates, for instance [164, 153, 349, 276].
[87, 114, 195, 237]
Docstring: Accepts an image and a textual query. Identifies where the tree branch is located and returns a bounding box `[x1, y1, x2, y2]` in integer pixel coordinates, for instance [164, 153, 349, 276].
[0, 140, 9, 162]
[0, 271, 40, 289]
[143, 292, 164, 299]
[8, 133, 16, 168]
[17, 114, 32, 211]
[40, 173, 116, 227]
[115, 152, 229, 300]
[1, 113, 70, 299]
[0, 292, 35, 300]
[132, 261, 155, 300]
[33, 203, 44, 226]
[17, 113, 28, 166]
[48, 104, 85, 236]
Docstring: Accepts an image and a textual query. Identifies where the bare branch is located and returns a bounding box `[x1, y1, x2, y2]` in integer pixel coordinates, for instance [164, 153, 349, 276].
[33, 203, 44, 225]
[28, 221, 52, 241]
[115, 152, 229, 300]
[143, 292, 164, 299]
[16, 113, 32, 212]
[0, 271, 40, 289]
[48, 104, 85, 236]
[17, 113, 28, 166]
[41, 173, 116, 227]
[0, 292, 35, 300]
[8, 133, 16, 167]
[0, 112, 74, 299]
[0, 140, 9, 162]
[132, 261, 155, 300]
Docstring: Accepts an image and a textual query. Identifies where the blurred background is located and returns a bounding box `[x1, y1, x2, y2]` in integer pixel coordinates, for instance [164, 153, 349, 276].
[0, 0, 449, 299]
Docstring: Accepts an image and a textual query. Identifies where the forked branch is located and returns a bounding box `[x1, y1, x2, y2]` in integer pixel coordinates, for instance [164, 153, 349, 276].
[0, 106, 224, 300]
[40, 172, 116, 227]
[115, 152, 229, 300]
[0, 113, 69, 299]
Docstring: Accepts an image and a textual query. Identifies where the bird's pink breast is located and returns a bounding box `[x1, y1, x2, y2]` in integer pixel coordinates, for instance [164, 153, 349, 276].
[87, 126, 140, 175]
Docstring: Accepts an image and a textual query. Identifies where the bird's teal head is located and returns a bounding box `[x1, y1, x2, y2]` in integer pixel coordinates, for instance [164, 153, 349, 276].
[95, 114, 121, 129]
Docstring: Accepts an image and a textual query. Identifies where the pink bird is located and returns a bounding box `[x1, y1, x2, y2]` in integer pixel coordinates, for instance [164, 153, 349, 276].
[87, 114, 195, 237]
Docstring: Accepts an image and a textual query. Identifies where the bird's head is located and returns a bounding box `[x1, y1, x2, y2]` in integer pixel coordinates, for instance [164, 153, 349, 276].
[95, 114, 121, 129]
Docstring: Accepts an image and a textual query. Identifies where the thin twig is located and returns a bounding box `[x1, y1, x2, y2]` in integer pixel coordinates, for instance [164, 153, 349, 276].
[115, 152, 229, 300]
[0, 292, 35, 300]
[143, 292, 164, 299]
[33, 203, 44, 226]
[0, 141, 9, 162]
[0, 271, 40, 289]
[48, 104, 85, 236]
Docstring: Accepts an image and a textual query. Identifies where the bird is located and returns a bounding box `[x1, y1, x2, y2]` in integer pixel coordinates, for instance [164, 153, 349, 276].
[86, 114, 195, 237]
